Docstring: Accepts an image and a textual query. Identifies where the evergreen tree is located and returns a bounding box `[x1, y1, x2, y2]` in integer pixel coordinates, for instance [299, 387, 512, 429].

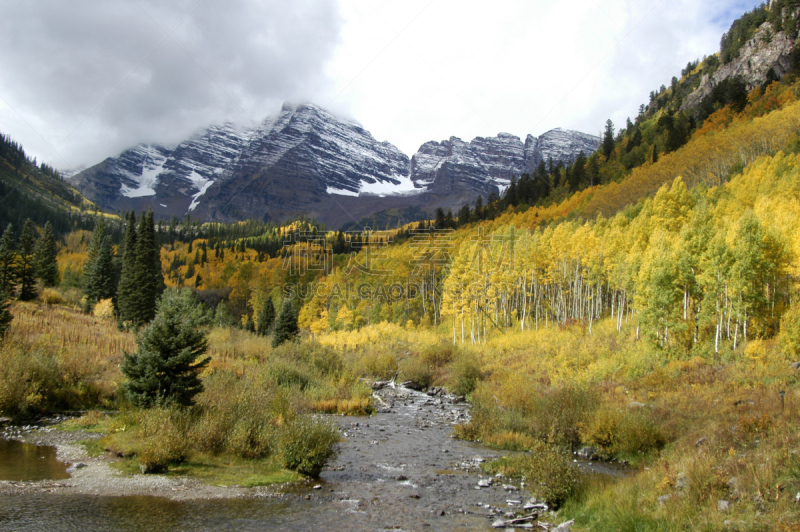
[0, 290, 12, 338]
[272, 300, 299, 347]
[0, 224, 18, 297]
[17, 219, 37, 301]
[34, 221, 59, 287]
[132, 212, 158, 325]
[117, 212, 138, 324]
[86, 237, 116, 304]
[257, 296, 276, 336]
[83, 218, 107, 293]
[121, 288, 210, 407]
[602, 119, 615, 160]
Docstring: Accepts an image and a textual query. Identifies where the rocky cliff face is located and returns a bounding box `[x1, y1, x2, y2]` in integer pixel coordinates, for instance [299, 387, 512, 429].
[410, 129, 599, 197]
[69, 103, 598, 228]
[682, 20, 796, 111]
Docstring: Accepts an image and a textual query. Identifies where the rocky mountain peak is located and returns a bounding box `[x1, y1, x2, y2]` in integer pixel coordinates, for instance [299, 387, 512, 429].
[69, 104, 598, 228]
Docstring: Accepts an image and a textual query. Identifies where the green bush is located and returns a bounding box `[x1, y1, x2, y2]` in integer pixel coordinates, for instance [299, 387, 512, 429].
[399, 355, 434, 389]
[580, 406, 665, 458]
[280, 415, 340, 477]
[449, 352, 483, 396]
[134, 407, 190, 473]
[267, 362, 311, 390]
[484, 440, 581, 508]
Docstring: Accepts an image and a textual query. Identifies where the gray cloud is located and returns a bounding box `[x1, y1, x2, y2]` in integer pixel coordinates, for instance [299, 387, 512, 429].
[0, 0, 341, 168]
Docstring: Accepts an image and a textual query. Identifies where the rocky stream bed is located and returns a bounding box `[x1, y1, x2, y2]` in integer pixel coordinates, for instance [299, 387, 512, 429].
[0, 384, 587, 531]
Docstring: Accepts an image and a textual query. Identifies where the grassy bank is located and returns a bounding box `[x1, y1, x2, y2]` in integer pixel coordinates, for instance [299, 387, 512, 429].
[313, 318, 800, 529]
[0, 300, 370, 484]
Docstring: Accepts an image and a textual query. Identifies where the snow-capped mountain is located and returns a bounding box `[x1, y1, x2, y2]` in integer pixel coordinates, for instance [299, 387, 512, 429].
[411, 129, 599, 197]
[69, 103, 599, 228]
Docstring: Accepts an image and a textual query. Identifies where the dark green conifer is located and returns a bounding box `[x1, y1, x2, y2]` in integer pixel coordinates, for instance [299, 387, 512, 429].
[86, 237, 116, 304]
[0, 224, 18, 297]
[132, 212, 158, 325]
[602, 119, 615, 160]
[83, 218, 107, 292]
[257, 296, 276, 336]
[272, 300, 299, 347]
[117, 212, 138, 324]
[17, 219, 38, 301]
[0, 290, 12, 338]
[34, 221, 59, 287]
[121, 288, 210, 407]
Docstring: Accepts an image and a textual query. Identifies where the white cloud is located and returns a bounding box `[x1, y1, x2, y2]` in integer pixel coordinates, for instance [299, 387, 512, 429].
[327, 0, 760, 153]
[0, 0, 760, 169]
[0, 0, 341, 168]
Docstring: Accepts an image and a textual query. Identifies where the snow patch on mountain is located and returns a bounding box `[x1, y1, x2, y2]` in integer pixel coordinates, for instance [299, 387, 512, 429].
[120, 148, 166, 198]
[187, 170, 214, 212]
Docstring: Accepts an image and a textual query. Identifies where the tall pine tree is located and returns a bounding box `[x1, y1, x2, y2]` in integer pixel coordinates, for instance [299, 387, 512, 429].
[117, 212, 138, 324]
[272, 299, 299, 347]
[257, 296, 276, 336]
[602, 119, 615, 160]
[86, 237, 117, 305]
[17, 219, 38, 301]
[131, 212, 163, 326]
[34, 221, 59, 287]
[0, 289, 12, 338]
[83, 218, 107, 293]
[0, 224, 18, 297]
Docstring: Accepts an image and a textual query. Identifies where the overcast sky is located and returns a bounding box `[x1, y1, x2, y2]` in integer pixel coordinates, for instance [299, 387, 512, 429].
[0, 0, 759, 170]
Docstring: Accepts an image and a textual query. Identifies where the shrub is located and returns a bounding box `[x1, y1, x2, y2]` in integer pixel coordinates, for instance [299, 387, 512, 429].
[0, 343, 60, 419]
[780, 303, 800, 359]
[93, 298, 115, 320]
[267, 362, 311, 390]
[580, 406, 665, 457]
[41, 288, 64, 306]
[449, 351, 483, 396]
[484, 440, 581, 508]
[280, 415, 340, 477]
[399, 355, 434, 389]
[134, 407, 190, 473]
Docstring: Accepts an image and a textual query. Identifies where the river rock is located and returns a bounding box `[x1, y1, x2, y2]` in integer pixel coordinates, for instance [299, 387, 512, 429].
[577, 446, 597, 460]
[555, 519, 575, 531]
[477, 479, 492, 488]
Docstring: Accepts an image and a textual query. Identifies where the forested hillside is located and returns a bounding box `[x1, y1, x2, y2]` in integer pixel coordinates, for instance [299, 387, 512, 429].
[0, 133, 95, 237]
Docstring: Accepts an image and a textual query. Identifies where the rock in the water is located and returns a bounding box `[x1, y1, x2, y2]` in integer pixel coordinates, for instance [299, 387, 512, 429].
[555, 519, 575, 531]
[477, 479, 492, 488]
[577, 446, 597, 460]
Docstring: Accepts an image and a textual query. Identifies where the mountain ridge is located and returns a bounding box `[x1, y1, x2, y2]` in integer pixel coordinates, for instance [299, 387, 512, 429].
[68, 103, 599, 228]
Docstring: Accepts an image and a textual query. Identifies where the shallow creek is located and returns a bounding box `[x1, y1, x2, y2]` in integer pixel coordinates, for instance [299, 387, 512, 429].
[0, 385, 598, 531]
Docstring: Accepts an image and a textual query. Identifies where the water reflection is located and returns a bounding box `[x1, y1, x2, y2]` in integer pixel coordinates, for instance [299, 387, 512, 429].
[0, 439, 70, 481]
